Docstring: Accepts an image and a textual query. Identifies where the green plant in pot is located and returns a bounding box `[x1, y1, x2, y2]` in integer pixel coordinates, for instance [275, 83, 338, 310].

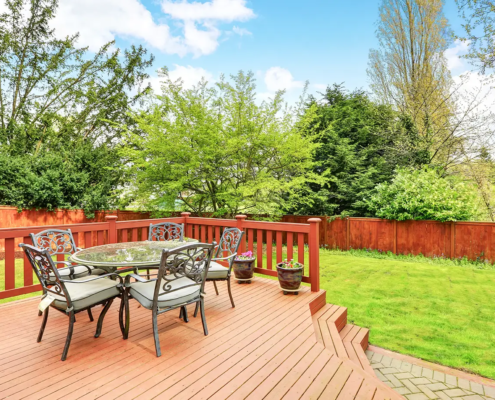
[233, 251, 256, 284]
[276, 259, 304, 295]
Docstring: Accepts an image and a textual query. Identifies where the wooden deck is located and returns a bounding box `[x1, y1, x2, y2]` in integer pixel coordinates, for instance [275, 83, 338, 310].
[0, 278, 402, 399]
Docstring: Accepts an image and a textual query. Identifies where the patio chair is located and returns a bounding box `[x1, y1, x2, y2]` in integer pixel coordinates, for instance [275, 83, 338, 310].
[148, 222, 184, 241]
[20, 244, 126, 361]
[123, 242, 215, 357]
[31, 228, 105, 319]
[194, 228, 244, 316]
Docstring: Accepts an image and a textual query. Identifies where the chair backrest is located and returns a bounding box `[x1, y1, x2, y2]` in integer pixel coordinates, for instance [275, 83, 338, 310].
[30, 229, 78, 256]
[19, 243, 71, 304]
[148, 222, 184, 241]
[214, 228, 244, 260]
[152, 242, 215, 309]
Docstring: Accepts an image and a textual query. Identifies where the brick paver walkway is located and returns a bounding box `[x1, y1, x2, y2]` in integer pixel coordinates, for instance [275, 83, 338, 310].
[366, 349, 495, 400]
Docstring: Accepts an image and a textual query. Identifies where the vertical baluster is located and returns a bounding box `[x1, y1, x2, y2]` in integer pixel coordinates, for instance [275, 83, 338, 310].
[266, 231, 273, 270]
[5, 238, 15, 290]
[84, 231, 92, 249]
[142, 227, 148, 241]
[122, 229, 128, 243]
[132, 228, 138, 242]
[72, 232, 79, 248]
[276, 231, 283, 264]
[298, 233, 305, 266]
[194, 225, 200, 240]
[23, 236, 33, 287]
[257, 230, 263, 269]
[201, 225, 206, 242]
[248, 229, 254, 253]
[287, 232, 294, 261]
[215, 226, 221, 244]
[207, 226, 213, 244]
[97, 231, 104, 246]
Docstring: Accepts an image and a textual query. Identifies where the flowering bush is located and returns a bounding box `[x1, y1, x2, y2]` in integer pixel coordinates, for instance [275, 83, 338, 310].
[236, 251, 255, 260]
[278, 259, 303, 269]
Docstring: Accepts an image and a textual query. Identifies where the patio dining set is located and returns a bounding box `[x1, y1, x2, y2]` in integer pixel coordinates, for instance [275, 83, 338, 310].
[19, 222, 245, 361]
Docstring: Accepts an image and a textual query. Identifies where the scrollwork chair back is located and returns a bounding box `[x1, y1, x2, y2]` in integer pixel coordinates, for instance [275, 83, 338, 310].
[148, 222, 184, 242]
[20, 244, 71, 307]
[30, 229, 79, 256]
[153, 242, 215, 309]
[214, 228, 243, 261]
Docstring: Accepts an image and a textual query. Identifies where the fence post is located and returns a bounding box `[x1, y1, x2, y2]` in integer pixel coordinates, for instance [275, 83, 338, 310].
[106, 215, 118, 244]
[308, 218, 321, 292]
[181, 212, 191, 238]
[236, 215, 247, 253]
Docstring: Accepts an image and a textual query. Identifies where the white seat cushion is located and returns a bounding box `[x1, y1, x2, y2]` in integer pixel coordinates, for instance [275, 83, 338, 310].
[130, 277, 200, 310]
[206, 261, 229, 279]
[52, 277, 120, 311]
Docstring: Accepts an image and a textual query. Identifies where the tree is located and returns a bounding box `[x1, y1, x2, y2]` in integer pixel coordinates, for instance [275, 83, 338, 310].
[364, 167, 481, 222]
[121, 69, 323, 218]
[0, 0, 153, 215]
[369, 0, 495, 173]
[456, 0, 495, 73]
[287, 84, 424, 216]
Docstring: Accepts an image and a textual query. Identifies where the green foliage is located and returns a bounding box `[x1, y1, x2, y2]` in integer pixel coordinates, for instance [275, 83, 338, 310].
[364, 167, 481, 221]
[288, 84, 425, 216]
[0, 0, 153, 216]
[122, 69, 324, 218]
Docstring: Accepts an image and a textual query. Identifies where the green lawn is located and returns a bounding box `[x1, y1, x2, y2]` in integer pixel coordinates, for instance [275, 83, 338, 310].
[2, 248, 495, 379]
[319, 250, 495, 379]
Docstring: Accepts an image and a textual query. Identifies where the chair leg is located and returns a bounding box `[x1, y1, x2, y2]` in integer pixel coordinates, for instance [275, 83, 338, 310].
[152, 310, 161, 357]
[213, 281, 219, 295]
[94, 299, 114, 338]
[38, 310, 43, 317]
[146, 268, 150, 280]
[181, 306, 189, 323]
[227, 277, 235, 308]
[87, 308, 94, 322]
[61, 311, 75, 361]
[194, 302, 199, 318]
[37, 307, 49, 342]
[199, 298, 208, 336]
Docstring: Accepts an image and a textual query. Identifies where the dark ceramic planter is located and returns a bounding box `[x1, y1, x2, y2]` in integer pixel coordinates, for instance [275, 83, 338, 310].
[276, 263, 303, 294]
[233, 259, 256, 283]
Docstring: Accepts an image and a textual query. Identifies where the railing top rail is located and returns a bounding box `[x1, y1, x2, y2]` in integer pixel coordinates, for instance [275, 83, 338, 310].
[242, 220, 311, 233]
[0, 222, 110, 239]
[116, 217, 185, 229]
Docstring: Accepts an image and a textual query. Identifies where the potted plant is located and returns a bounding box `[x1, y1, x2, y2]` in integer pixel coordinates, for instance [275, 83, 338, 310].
[276, 259, 303, 295]
[233, 251, 256, 284]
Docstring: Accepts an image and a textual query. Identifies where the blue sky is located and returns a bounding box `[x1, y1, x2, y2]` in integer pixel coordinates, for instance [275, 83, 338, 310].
[43, 0, 473, 103]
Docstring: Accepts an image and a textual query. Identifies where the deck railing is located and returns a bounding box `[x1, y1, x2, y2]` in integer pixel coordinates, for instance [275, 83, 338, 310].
[0, 213, 321, 300]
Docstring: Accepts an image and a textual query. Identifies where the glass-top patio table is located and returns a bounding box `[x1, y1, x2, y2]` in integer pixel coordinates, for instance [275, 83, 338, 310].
[69, 239, 199, 272]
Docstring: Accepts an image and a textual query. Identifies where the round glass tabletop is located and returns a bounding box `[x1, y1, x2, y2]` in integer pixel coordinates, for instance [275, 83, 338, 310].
[69, 239, 199, 269]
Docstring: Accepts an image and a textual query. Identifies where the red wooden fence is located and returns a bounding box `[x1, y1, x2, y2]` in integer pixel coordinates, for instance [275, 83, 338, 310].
[0, 213, 321, 300]
[283, 216, 495, 263]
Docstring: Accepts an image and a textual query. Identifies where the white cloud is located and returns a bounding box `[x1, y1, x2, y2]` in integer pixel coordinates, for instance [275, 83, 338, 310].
[445, 40, 470, 72]
[313, 83, 327, 91]
[145, 65, 214, 93]
[264, 67, 304, 92]
[49, 0, 254, 57]
[232, 26, 252, 36]
[161, 0, 255, 22]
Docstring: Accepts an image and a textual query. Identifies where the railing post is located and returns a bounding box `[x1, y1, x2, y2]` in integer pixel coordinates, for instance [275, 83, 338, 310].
[105, 215, 118, 244]
[181, 212, 191, 238]
[308, 218, 321, 292]
[236, 215, 247, 253]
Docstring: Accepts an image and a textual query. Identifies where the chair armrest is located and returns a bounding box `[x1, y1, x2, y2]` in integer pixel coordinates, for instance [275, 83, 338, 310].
[124, 273, 158, 286]
[60, 273, 124, 286]
[54, 262, 92, 276]
[212, 253, 236, 262]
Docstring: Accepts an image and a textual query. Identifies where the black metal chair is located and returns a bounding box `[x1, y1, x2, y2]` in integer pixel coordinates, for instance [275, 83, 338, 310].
[194, 228, 244, 317]
[148, 222, 184, 241]
[123, 242, 215, 357]
[31, 228, 105, 319]
[20, 244, 127, 361]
